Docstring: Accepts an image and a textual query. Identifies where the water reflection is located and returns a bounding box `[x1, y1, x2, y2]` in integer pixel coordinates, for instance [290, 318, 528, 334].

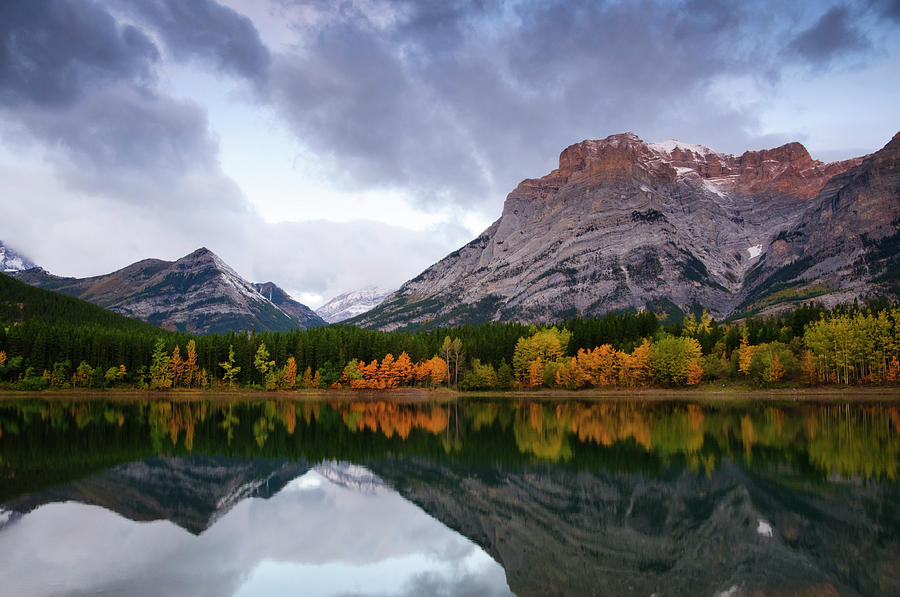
[0, 459, 512, 597]
[1, 396, 899, 596]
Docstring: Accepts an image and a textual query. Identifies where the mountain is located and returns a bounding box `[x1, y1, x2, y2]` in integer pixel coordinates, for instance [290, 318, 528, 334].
[253, 282, 326, 328]
[354, 132, 898, 329]
[0, 241, 36, 272]
[316, 286, 393, 323]
[13, 248, 325, 334]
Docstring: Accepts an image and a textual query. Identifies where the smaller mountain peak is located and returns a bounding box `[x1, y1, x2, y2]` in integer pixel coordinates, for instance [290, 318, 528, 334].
[189, 247, 215, 258]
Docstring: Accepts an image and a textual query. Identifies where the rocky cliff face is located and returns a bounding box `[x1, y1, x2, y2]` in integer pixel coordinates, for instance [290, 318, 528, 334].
[13, 248, 325, 333]
[741, 132, 900, 311]
[316, 286, 393, 323]
[355, 132, 896, 329]
[0, 241, 36, 273]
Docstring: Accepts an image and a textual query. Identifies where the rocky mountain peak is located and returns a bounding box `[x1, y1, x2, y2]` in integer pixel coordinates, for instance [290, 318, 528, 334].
[355, 131, 895, 330]
[178, 247, 225, 269]
[13, 248, 325, 333]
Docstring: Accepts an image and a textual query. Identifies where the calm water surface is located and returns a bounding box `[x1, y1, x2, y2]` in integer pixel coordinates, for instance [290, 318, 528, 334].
[1, 395, 898, 597]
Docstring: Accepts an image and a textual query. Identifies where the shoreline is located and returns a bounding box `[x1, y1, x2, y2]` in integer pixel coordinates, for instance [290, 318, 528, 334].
[0, 385, 897, 402]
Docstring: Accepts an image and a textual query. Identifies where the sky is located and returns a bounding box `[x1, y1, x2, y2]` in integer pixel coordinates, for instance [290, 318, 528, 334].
[1, 0, 898, 308]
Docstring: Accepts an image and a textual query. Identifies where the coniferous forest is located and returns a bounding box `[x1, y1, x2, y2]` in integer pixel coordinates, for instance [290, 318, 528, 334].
[1, 273, 898, 392]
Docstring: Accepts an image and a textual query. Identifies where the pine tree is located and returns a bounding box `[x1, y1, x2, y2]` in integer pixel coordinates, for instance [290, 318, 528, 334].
[149, 339, 172, 390]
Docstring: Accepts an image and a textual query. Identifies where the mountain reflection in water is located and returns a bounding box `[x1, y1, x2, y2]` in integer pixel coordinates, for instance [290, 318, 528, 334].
[1, 396, 898, 596]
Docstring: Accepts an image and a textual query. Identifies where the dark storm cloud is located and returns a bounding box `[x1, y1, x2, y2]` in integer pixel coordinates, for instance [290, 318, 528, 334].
[273, 0, 882, 208]
[788, 5, 871, 65]
[15, 84, 222, 197]
[0, 0, 158, 108]
[120, 0, 272, 91]
[870, 0, 900, 21]
[0, 0, 263, 208]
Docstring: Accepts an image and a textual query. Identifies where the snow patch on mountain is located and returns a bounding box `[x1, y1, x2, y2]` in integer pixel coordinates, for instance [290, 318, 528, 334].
[316, 286, 393, 323]
[649, 139, 721, 157]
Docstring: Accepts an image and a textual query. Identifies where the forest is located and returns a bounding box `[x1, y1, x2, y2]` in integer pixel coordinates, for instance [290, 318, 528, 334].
[1, 273, 898, 391]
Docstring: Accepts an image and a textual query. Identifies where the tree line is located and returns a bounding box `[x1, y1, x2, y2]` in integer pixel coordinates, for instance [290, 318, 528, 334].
[1, 269, 898, 391]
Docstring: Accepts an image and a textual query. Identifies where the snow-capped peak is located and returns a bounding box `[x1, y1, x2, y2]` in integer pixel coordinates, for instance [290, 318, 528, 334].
[0, 241, 37, 273]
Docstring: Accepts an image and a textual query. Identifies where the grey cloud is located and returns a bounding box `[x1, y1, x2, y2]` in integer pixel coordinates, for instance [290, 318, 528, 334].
[17, 85, 215, 186]
[120, 0, 271, 91]
[788, 5, 871, 65]
[878, 0, 900, 20]
[0, 0, 158, 108]
[0, 0, 255, 210]
[270, 0, 830, 210]
[337, 569, 514, 597]
[247, 219, 474, 302]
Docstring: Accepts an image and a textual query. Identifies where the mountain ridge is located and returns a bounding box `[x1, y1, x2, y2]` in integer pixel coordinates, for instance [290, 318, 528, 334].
[353, 131, 897, 330]
[13, 247, 326, 334]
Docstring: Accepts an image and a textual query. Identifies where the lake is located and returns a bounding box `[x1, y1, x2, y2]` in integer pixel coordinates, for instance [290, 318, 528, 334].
[1, 394, 898, 596]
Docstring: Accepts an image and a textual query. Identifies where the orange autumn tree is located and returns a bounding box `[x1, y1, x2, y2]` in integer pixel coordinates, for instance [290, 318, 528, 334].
[281, 356, 298, 389]
[169, 345, 184, 388]
[379, 353, 397, 388]
[395, 352, 414, 386]
[184, 339, 199, 387]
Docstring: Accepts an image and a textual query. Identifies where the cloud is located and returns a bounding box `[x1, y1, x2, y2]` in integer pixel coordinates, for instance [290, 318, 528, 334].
[269, 0, 850, 210]
[0, 0, 158, 108]
[119, 0, 272, 92]
[787, 5, 872, 66]
[871, 0, 900, 22]
[247, 219, 474, 303]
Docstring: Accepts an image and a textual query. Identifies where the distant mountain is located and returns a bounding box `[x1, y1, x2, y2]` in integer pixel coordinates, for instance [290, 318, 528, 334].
[316, 286, 392, 323]
[0, 241, 36, 272]
[355, 132, 898, 329]
[253, 282, 326, 329]
[13, 248, 325, 334]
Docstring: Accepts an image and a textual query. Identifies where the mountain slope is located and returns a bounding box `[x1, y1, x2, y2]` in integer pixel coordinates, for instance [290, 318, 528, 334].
[354, 132, 894, 330]
[254, 282, 327, 328]
[13, 248, 324, 334]
[316, 286, 392, 323]
[0, 241, 36, 273]
[740, 131, 900, 312]
[0, 272, 162, 333]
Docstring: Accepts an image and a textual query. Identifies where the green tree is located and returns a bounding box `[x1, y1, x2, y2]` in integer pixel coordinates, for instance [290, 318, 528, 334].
[219, 344, 241, 389]
[512, 327, 572, 383]
[149, 339, 172, 390]
[649, 334, 702, 385]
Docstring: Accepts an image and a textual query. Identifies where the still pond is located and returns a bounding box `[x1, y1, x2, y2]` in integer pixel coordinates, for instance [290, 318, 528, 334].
[1, 394, 898, 596]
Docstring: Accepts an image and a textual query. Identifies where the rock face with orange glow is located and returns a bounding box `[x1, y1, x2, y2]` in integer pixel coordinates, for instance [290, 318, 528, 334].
[357, 132, 899, 329]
